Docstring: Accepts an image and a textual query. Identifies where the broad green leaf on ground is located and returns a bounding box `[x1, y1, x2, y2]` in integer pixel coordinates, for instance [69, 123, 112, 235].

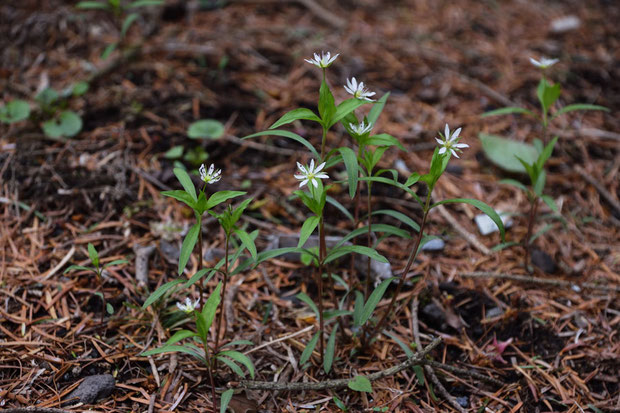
[42, 111, 82, 138]
[479, 133, 539, 173]
[348, 375, 372, 393]
[0, 100, 30, 123]
[188, 119, 225, 139]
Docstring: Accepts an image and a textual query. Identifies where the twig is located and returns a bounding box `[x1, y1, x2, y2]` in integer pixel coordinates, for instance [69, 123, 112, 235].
[238, 337, 442, 391]
[436, 204, 491, 255]
[296, 0, 345, 29]
[41, 246, 75, 281]
[244, 325, 313, 355]
[2, 409, 73, 413]
[426, 360, 506, 387]
[412, 298, 466, 413]
[575, 165, 620, 216]
[461, 271, 620, 293]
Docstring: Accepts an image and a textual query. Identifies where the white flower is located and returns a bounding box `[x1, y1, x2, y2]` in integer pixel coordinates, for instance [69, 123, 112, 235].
[435, 124, 469, 158]
[529, 57, 559, 69]
[294, 159, 329, 188]
[350, 121, 373, 136]
[344, 77, 376, 101]
[304, 51, 339, 68]
[199, 163, 222, 184]
[176, 297, 199, 313]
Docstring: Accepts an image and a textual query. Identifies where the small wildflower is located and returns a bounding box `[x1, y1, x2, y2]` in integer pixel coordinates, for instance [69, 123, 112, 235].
[350, 121, 373, 136]
[199, 163, 222, 184]
[344, 77, 376, 101]
[304, 51, 339, 68]
[176, 297, 199, 313]
[529, 57, 559, 69]
[294, 159, 329, 189]
[435, 124, 469, 158]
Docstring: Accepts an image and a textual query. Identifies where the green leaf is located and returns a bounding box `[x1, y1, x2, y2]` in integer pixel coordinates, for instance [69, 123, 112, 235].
[72, 81, 89, 96]
[330, 98, 367, 128]
[217, 356, 245, 378]
[360, 277, 396, 326]
[255, 247, 310, 265]
[431, 198, 506, 241]
[515, 155, 537, 184]
[220, 389, 234, 413]
[332, 395, 348, 412]
[161, 189, 196, 209]
[178, 220, 200, 275]
[87, 243, 99, 268]
[383, 331, 414, 358]
[270, 108, 321, 129]
[141, 345, 206, 363]
[481, 107, 535, 117]
[103, 259, 128, 268]
[348, 375, 372, 393]
[325, 245, 388, 264]
[298, 216, 320, 248]
[101, 43, 117, 60]
[42, 111, 82, 138]
[325, 196, 355, 222]
[142, 279, 185, 309]
[0, 100, 30, 123]
[297, 292, 319, 319]
[536, 78, 561, 115]
[338, 147, 359, 199]
[63, 265, 95, 274]
[300, 332, 319, 365]
[218, 350, 255, 379]
[164, 145, 184, 159]
[337, 224, 411, 248]
[352, 291, 364, 327]
[220, 339, 254, 348]
[106, 303, 114, 314]
[412, 365, 425, 386]
[499, 178, 528, 192]
[541, 194, 559, 214]
[202, 282, 222, 332]
[243, 130, 320, 159]
[367, 92, 390, 125]
[76, 1, 109, 9]
[533, 169, 546, 197]
[206, 191, 246, 210]
[121, 13, 139, 37]
[372, 209, 420, 232]
[536, 136, 558, 171]
[319, 79, 336, 126]
[35, 88, 59, 108]
[184, 268, 217, 288]
[173, 167, 197, 202]
[365, 133, 405, 151]
[166, 329, 198, 345]
[234, 228, 257, 261]
[188, 119, 225, 139]
[128, 0, 164, 7]
[405, 172, 420, 187]
[323, 324, 338, 373]
[479, 133, 539, 173]
[552, 103, 609, 120]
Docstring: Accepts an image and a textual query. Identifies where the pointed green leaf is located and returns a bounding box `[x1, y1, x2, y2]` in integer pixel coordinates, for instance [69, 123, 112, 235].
[300, 332, 319, 365]
[325, 245, 388, 264]
[121, 12, 139, 37]
[206, 191, 246, 210]
[242, 130, 319, 159]
[325, 196, 355, 222]
[360, 277, 396, 326]
[141, 345, 206, 363]
[541, 194, 559, 214]
[202, 282, 222, 332]
[330, 98, 367, 128]
[76, 1, 109, 9]
[481, 107, 535, 117]
[63, 265, 95, 274]
[178, 220, 200, 275]
[218, 350, 255, 379]
[319, 80, 336, 126]
[101, 43, 117, 60]
[161, 189, 196, 209]
[173, 168, 197, 202]
[270, 108, 321, 129]
[103, 259, 128, 269]
[297, 292, 319, 319]
[367, 92, 390, 125]
[298, 215, 320, 248]
[220, 389, 234, 413]
[372, 209, 420, 232]
[552, 103, 609, 120]
[323, 324, 338, 373]
[87, 243, 99, 268]
[217, 356, 245, 378]
[499, 178, 528, 192]
[366, 133, 405, 151]
[142, 279, 185, 309]
[338, 147, 359, 198]
[166, 329, 199, 345]
[234, 228, 257, 261]
[431, 198, 506, 241]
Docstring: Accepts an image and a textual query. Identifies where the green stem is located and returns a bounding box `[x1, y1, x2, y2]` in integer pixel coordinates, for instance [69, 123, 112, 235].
[320, 128, 327, 161]
[523, 196, 538, 272]
[366, 194, 431, 343]
[214, 232, 230, 355]
[201, 332, 217, 413]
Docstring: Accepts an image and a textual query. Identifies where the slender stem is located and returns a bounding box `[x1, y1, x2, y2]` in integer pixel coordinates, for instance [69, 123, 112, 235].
[364, 181, 373, 300]
[197, 224, 205, 310]
[214, 233, 230, 355]
[320, 128, 327, 161]
[317, 216, 326, 365]
[366, 194, 431, 342]
[523, 196, 538, 272]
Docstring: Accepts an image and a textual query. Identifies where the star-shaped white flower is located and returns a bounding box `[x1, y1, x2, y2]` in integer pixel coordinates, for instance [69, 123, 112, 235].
[350, 121, 373, 136]
[294, 159, 329, 188]
[176, 297, 200, 313]
[304, 51, 339, 68]
[344, 77, 376, 101]
[529, 57, 559, 69]
[435, 124, 469, 158]
[199, 163, 222, 184]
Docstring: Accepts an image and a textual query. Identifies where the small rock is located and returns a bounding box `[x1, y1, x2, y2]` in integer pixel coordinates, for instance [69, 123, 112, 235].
[421, 302, 445, 326]
[485, 307, 503, 319]
[474, 212, 513, 236]
[531, 248, 558, 274]
[421, 238, 445, 252]
[64, 374, 115, 405]
[551, 16, 580, 33]
[456, 396, 469, 408]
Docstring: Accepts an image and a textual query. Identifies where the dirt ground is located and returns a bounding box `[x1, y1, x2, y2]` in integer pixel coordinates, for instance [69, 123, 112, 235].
[1, 0, 619, 412]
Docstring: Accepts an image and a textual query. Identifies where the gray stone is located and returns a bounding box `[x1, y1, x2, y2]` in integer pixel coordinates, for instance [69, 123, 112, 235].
[421, 238, 445, 251]
[65, 374, 115, 405]
[474, 212, 513, 236]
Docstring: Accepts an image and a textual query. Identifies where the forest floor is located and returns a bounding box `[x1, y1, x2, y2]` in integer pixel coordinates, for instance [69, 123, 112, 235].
[1, 0, 619, 412]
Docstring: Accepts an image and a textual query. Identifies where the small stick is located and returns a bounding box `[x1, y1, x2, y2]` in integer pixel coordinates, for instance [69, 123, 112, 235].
[461, 271, 620, 293]
[238, 337, 441, 391]
[435, 204, 491, 255]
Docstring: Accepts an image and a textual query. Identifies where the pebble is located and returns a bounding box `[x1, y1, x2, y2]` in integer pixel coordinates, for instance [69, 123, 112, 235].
[64, 374, 115, 405]
[474, 212, 513, 236]
[551, 16, 581, 33]
[421, 237, 445, 251]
